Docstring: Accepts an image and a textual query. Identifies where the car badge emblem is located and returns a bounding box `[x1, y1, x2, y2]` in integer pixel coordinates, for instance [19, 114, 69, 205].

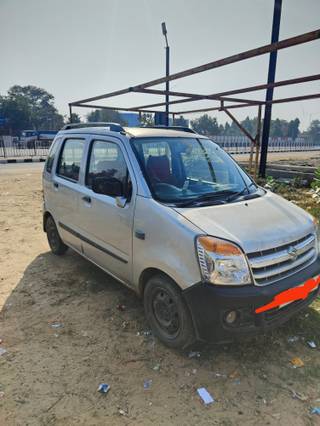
[287, 246, 298, 261]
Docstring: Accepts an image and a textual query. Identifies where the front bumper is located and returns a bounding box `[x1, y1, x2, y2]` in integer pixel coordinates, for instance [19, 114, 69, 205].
[183, 257, 320, 343]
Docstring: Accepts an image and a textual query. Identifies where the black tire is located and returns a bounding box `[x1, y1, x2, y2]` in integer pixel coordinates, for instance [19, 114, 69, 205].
[144, 274, 196, 349]
[45, 216, 68, 255]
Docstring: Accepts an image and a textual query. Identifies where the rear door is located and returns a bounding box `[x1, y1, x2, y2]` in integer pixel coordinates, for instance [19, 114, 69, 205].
[51, 137, 86, 251]
[77, 137, 136, 284]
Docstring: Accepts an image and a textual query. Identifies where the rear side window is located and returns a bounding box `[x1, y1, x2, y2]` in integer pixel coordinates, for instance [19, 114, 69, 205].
[57, 138, 84, 182]
[45, 139, 59, 173]
[86, 140, 131, 196]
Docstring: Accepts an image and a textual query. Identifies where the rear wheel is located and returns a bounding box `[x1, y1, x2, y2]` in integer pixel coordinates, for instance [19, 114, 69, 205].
[45, 216, 68, 255]
[144, 274, 195, 349]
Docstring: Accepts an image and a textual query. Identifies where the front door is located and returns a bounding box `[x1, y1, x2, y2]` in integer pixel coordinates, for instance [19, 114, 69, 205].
[77, 138, 136, 285]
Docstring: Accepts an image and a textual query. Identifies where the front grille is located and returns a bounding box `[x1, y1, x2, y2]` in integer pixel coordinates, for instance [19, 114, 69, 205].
[247, 233, 317, 286]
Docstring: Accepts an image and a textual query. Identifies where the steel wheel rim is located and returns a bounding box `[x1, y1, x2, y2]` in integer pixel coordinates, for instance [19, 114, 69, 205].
[152, 288, 180, 338]
[47, 221, 59, 250]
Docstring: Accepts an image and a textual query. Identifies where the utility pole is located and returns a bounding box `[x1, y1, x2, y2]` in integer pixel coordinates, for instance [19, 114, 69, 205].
[161, 22, 170, 126]
[259, 0, 282, 177]
[69, 104, 73, 123]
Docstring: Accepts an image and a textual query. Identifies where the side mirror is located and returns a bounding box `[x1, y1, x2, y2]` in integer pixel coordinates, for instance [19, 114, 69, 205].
[92, 176, 123, 197]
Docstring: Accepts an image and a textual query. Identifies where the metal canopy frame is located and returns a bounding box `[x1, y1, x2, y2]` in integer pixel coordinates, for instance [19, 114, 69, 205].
[69, 28, 320, 176]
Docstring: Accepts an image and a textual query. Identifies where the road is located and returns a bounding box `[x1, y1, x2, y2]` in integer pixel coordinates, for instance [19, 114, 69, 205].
[0, 161, 44, 175]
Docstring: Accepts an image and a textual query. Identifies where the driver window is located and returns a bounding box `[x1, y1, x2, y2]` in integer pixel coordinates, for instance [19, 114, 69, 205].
[86, 140, 131, 197]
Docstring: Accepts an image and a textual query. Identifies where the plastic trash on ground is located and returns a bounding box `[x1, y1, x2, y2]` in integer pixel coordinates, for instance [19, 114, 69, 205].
[144, 379, 152, 389]
[98, 383, 110, 394]
[0, 348, 7, 356]
[117, 304, 126, 311]
[197, 387, 214, 405]
[290, 357, 304, 368]
[50, 322, 64, 329]
[307, 340, 317, 349]
[288, 336, 299, 343]
[137, 331, 152, 337]
[311, 407, 320, 415]
[188, 351, 201, 358]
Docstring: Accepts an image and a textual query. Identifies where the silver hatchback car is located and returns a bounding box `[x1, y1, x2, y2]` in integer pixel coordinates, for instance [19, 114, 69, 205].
[43, 123, 320, 348]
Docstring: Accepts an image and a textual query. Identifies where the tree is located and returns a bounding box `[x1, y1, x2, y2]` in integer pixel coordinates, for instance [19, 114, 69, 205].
[270, 118, 283, 137]
[173, 115, 188, 127]
[87, 109, 127, 126]
[241, 116, 254, 135]
[306, 120, 320, 143]
[6, 85, 64, 131]
[288, 118, 300, 140]
[140, 113, 154, 126]
[0, 94, 31, 134]
[67, 113, 81, 124]
[0, 85, 64, 134]
[190, 114, 220, 136]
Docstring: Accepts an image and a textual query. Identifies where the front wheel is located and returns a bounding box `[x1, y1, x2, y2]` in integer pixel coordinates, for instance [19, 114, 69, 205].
[45, 216, 68, 255]
[144, 274, 196, 349]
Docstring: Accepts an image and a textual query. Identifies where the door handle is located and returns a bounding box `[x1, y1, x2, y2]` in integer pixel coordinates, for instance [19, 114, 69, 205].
[135, 230, 145, 240]
[53, 182, 59, 188]
[82, 195, 91, 204]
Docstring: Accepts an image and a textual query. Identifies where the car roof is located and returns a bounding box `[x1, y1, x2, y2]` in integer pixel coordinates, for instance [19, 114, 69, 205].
[57, 126, 203, 140]
[123, 127, 201, 138]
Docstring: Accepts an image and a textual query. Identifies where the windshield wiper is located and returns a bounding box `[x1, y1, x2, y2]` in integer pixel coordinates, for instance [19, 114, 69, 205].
[174, 199, 227, 208]
[226, 182, 257, 203]
[174, 190, 236, 207]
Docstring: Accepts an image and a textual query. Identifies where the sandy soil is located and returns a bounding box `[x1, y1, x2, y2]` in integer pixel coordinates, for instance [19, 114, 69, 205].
[234, 151, 320, 167]
[0, 164, 320, 426]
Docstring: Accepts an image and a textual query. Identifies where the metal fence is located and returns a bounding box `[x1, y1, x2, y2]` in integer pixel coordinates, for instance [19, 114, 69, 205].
[212, 136, 320, 154]
[0, 139, 51, 158]
[0, 135, 319, 159]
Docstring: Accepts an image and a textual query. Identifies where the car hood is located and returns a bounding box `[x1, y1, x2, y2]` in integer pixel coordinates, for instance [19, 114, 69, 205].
[174, 190, 315, 254]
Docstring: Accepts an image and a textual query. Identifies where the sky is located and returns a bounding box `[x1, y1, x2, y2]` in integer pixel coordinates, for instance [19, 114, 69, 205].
[1, 0, 319, 130]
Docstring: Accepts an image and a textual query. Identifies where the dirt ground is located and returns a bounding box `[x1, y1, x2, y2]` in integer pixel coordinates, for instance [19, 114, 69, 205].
[0, 163, 320, 426]
[233, 151, 320, 167]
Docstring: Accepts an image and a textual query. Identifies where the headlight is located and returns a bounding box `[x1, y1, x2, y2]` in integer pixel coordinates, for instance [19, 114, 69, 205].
[196, 236, 252, 285]
[313, 217, 320, 254]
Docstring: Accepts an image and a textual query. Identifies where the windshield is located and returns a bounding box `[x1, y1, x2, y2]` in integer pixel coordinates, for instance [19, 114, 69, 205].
[131, 137, 257, 205]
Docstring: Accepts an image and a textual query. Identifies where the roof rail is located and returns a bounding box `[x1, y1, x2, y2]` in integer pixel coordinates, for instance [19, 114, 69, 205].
[62, 122, 125, 132]
[143, 125, 196, 134]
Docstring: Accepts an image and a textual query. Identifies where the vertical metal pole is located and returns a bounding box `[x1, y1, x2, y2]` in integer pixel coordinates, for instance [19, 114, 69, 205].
[165, 45, 170, 126]
[254, 105, 262, 178]
[259, 0, 282, 177]
[249, 143, 254, 174]
[1, 136, 6, 158]
[69, 104, 73, 123]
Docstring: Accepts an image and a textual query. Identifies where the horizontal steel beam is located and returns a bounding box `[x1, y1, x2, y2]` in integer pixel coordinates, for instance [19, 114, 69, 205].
[133, 29, 320, 90]
[176, 92, 320, 115]
[129, 88, 261, 109]
[131, 73, 320, 110]
[72, 103, 163, 115]
[205, 73, 320, 98]
[69, 87, 134, 106]
[70, 29, 320, 106]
